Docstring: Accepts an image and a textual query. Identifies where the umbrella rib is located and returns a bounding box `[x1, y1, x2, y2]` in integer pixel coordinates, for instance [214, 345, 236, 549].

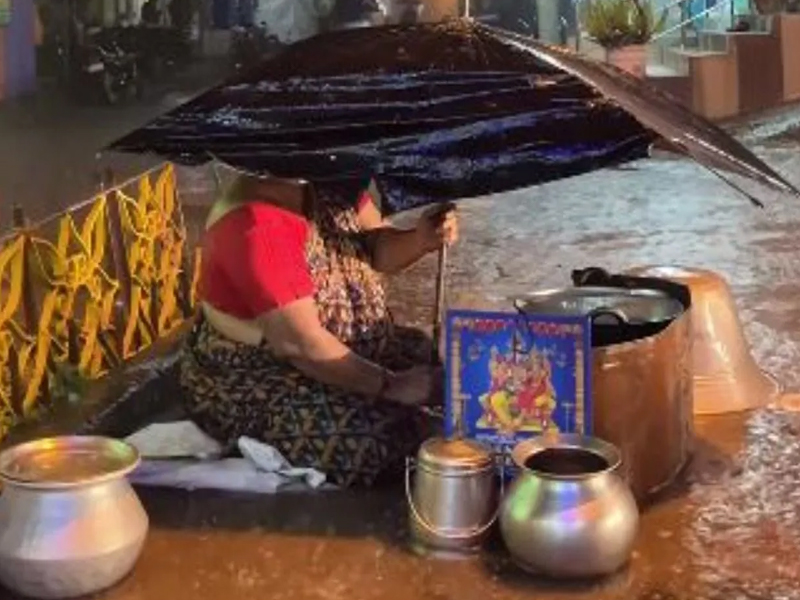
[682, 132, 800, 197]
[701, 163, 765, 208]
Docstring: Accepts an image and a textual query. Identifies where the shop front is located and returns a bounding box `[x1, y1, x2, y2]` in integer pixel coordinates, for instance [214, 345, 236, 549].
[0, 0, 36, 100]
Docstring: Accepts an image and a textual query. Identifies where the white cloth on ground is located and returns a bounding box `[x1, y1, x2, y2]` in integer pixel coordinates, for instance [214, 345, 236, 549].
[125, 421, 327, 493]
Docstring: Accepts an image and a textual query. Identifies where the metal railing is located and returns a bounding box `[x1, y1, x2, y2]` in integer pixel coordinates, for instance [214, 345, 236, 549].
[653, 0, 737, 42]
[572, 0, 758, 72]
[0, 163, 199, 439]
[574, 0, 746, 46]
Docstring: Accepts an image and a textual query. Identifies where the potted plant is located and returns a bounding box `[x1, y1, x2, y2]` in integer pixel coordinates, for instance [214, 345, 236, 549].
[584, 0, 667, 77]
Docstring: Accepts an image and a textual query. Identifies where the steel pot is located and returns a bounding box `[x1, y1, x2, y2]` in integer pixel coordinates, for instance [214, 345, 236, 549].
[406, 437, 499, 557]
[0, 436, 149, 599]
[513, 286, 683, 328]
[514, 282, 693, 501]
[499, 434, 639, 578]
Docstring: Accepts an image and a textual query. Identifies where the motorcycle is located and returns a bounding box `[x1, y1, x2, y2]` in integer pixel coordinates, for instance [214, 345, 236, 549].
[231, 23, 283, 71]
[56, 27, 142, 105]
[105, 24, 190, 82]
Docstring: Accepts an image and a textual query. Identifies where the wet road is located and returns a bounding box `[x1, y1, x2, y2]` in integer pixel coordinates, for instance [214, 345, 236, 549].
[0, 59, 228, 226]
[9, 95, 800, 598]
[88, 113, 800, 600]
[389, 124, 800, 392]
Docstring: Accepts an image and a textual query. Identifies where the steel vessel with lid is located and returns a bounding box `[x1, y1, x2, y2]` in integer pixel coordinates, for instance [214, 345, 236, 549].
[406, 437, 498, 557]
[0, 436, 149, 599]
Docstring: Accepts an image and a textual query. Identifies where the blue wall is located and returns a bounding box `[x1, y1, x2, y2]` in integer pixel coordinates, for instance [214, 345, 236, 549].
[2, 0, 36, 98]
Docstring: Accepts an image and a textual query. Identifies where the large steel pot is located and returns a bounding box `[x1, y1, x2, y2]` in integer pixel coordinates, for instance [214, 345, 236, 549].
[514, 282, 694, 501]
[406, 437, 498, 557]
[0, 436, 149, 599]
[514, 286, 683, 327]
[499, 434, 639, 578]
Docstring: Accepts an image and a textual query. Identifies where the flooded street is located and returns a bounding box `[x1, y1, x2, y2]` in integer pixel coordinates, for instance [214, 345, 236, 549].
[390, 134, 800, 392]
[379, 118, 800, 599]
[0, 59, 227, 225]
[54, 112, 800, 600]
[10, 96, 800, 598]
[139, 115, 800, 600]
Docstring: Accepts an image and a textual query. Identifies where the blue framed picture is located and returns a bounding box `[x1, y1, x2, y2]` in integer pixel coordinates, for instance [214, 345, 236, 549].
[444, 310, 593, 474]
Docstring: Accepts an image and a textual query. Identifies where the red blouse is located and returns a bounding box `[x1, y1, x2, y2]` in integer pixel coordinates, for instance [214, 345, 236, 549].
[199, 192, 373, 319]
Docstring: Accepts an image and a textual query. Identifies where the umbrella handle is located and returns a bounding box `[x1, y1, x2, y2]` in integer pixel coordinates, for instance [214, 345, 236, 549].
[429, 202, 456, 365]
[431, 243, 447, 364]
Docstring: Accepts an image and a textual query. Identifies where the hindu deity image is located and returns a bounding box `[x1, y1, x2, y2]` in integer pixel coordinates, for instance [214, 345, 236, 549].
[476, 346, 560, 434]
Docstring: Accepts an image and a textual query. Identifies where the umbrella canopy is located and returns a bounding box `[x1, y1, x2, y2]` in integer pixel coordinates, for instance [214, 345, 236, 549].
[107, 19, 799, 214]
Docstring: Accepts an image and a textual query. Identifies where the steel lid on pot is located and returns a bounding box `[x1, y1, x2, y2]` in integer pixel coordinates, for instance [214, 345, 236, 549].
[417, 438, 494, 474]
[0, 436, 141, 488]
[513, 287, 684, 325]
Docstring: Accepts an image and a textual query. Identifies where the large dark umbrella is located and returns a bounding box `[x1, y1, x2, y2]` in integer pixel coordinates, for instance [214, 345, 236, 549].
[106, 19, 799, 358]
[107, 19, 800, 213]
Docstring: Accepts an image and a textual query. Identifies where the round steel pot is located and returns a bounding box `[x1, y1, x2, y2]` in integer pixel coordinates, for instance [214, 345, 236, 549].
[406, 437, 499, 557]
[0, 436, 149, 599]
[499, 434, 639, 578]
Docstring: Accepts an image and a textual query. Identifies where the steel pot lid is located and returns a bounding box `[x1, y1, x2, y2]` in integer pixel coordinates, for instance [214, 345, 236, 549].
[513, 286, 684, 325]
[0, 436, 140, 489]
[417, 437, 493, 472]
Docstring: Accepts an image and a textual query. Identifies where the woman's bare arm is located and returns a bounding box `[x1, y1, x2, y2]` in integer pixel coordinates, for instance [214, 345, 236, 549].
[259, 297, 391, 396]
[258, 298, 434, 405]
[357, 194, 433, 275]
[371, 229, 431, 275]
[357, 188, 458, 275]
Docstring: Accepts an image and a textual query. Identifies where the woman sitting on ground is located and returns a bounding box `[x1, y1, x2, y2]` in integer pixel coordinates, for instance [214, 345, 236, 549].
[180, 173, 458, 487]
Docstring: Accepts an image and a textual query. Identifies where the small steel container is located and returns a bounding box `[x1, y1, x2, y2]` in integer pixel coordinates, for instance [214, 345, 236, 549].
[406, 437, 498, 557]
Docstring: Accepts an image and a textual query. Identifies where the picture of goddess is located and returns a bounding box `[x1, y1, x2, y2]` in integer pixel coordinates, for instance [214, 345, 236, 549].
[476, 346, 559, 434]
